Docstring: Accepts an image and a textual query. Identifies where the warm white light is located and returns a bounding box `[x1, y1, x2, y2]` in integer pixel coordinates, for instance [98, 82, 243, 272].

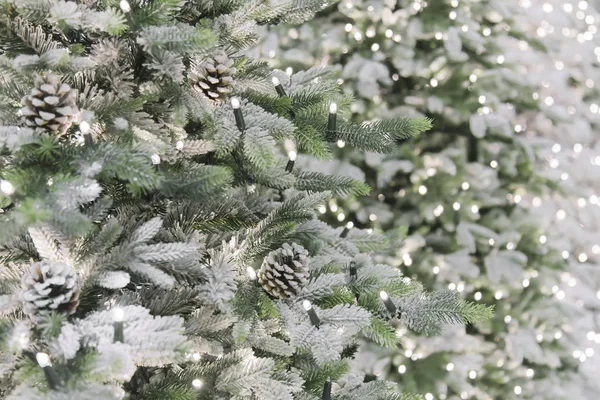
[0, 180, 15, 195]
[433, 205, 444, 217]
[192, 379, 203, 389]
[337, 213, 346, 221]
[379, 291, 389, 301]
[461, 182, 470, 190]
[36, 352, 52, 368]
[495, 290, 503, 300]
[344, 23, 353, 32]
[385, 29, 393, 38]
[453, 202, 461, 211]
[425, 394, 434, 400]
[471, 205, 479, 214]
[302, 300, 312, 311]
[522, 278, 530, 287]
[490, 160, 498, 168]
[556, 209, 566, 220]
[371, 43, 380, 52]
[482, 27, 491, 36]
[430, 78, 438, 87]
[345, 221, 354, 229]
[119, 0, 131, 12]
[514, 386, 522, 395]
[285, 67, 293, 76]
[176, 140, 184, 150]
[578, 253, 588, 262]
[469, 370, 477, 379]
[337, 140, 345, 148]
[79, 121, 90, 133]
[526, 368, 534, 377]
[288, 150, 297, 162]
[151, 154, 161, 165]
[329, 103, 337, 114]
[113, 307, 125, 322]
[398, 365, 407, 374]
[474, 291, 482, 301]
[469, 73, 477, 83]
[539, 235, 547, 244]
[246, 267, 257, 280]
[418, 185, 428, 195]
[497, 55, 505, 64]
[230, 97, 240, 109]
[478, 95, 486, 104]
[272, 76, 281, 86]
[449, 11, 457, 19]
[446, 362, 454, 371]
[433, 266, 440, 274]
[504, 315, 512, 323]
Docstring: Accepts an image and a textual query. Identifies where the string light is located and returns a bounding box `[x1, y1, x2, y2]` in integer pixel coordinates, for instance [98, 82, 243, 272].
[0, 180, 15, 195]
[119, 0, 131, 12]
[192, 379, 203, 389]
[398, 365, 407, 374]
[418, 185, 428, 195]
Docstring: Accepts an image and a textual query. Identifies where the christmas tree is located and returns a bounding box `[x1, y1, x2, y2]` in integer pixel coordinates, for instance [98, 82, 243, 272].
[0, 1, 493, 399]
[261, 0, 600, 399]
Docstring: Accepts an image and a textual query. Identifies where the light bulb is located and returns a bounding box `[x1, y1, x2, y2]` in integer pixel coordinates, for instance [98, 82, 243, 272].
[329, 103, 337, 114]
[246, 267, 257, 280]
[79, 121, 90, 133]
[272, 76, 281, 86]
[113, 307, 125, 322]
[302, 300, 312, 311]
[36, 352, 52, 368]
[119, 0, 131, 12]
[230, 97, 240, 109]
[0, 180, 15, 195]
[151, 154, 161, 165]
[192, 379, 203, 389]
[379, 291, 389, 301]
[288, 150, 297, 161]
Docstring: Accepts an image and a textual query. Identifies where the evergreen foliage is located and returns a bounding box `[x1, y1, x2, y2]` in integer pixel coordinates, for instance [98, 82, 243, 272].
[0, 0, 492, 399]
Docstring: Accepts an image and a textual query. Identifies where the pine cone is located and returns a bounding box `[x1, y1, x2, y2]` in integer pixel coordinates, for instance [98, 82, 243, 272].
[189, 52, 236, 102]
[21, 260, 79, 317]
[20, 75, 78, 136]
[258, 243, 310, 299]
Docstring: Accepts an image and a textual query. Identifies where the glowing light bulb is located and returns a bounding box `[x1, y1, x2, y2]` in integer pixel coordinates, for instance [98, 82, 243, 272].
[418, 185, 428, 195]
[461, 182, 470, 190]
[398, 365, 407, 374]
[36, 352, 52, 367]
[246, 267, 257, 280]
[453, 202, 461, 211]
[379, 291, 389, 301]
[79, 121, 90, 133]
[526, 368, 534, 377]
[0, 180, 15, 195]
[192, 379, 203, 389]
[469, 370, 477, 379]
[119, 0, 131, 12]
[113, 307, 125, 322]
[302, 300, 312, 311]
[522, 278, 530, 287]
[230, 97, 240, 109]
[474, 292, 482, 301]
[495, 290, 503, 300]
[446, 362, 454, 371]
[514, 386, 522, 395]
[272, 76, 281, 86]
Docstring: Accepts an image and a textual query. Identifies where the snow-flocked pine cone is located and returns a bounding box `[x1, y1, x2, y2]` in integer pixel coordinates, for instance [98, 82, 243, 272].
[21, 260, 79, 317]
[189, 51, 236, 102]
[258, 243, 310, 299]
[20, 75, 78, 136]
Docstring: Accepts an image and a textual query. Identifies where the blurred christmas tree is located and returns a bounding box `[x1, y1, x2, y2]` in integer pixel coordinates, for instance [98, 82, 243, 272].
[260, 0, 600, 399]
[0, 0, 495, 399]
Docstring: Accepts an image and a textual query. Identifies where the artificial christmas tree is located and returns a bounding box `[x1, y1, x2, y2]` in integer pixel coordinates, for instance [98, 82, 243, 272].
[0, 1, 492, 399]
[260, 0, 600, 399]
